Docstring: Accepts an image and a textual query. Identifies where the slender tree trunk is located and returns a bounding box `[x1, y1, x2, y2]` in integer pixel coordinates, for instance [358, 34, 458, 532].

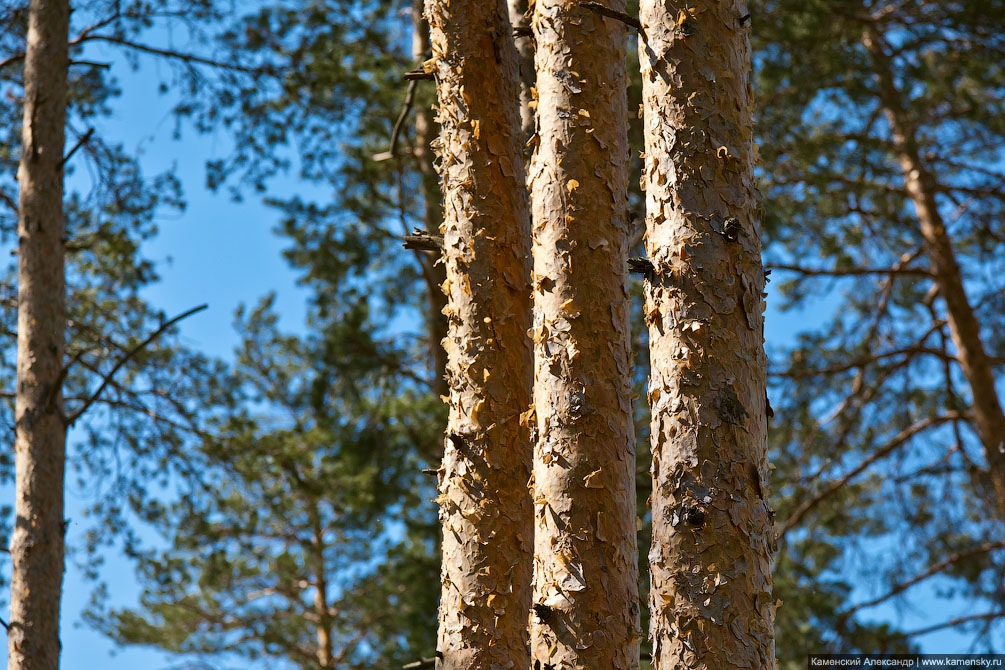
[9, 1, 70, 668]
[638, 2, 775, 669]
[410, 0, 450, 405]
[529, 2, 640, 667]
[507, 0, 535, 143]
[424, 1, 534, 667]
[861, 28, 1005, 519]
[308, 501, 334, 670]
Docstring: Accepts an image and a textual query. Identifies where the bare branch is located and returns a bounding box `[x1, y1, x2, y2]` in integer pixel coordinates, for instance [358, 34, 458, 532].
[579, 1, 643, 33]
[904, 611, 1005, 638]
[403, 69, 434, 81]
[65, 304, 208, 426]
[0, 191, 16, 213]
[766, 262, 933, 278]
[402, 231, 443, 252]
[374, 80, 418, 163]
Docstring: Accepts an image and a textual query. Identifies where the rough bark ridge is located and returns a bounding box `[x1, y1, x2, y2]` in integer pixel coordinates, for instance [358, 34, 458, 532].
[425, 0, 535, 667]
[410, 0, 450, 407]
[861, 28, 1005, 519]
[529, 1, 640, 667]
[638, 2, 775, 669]
[9, 1, 70, 668]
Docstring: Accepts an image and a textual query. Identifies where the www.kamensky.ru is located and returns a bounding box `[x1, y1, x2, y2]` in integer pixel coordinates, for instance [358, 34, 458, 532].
[809, 656, 1005, 669]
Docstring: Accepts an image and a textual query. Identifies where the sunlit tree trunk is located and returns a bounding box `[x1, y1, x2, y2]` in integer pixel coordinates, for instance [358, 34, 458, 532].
[862, 26, 1005, 519]
[9, 1, 70, 668]
[638, 2, 775, 669]
[528, 1, 640, 667]
[424, 0, 534, 667]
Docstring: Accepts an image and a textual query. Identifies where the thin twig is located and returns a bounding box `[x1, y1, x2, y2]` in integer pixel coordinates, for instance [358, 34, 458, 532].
[60, 127, 94, 167]
[579, 1, 643, 33]
[65, 304, 208, 426]
[69, 60, 111, 69]
[766, 262, 932, 278]
[72, 34, 263, 74]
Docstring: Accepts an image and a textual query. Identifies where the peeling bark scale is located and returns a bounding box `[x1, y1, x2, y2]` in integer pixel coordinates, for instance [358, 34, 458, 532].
[529, 1, 640, 668]
[638, 2, 776, 670]
[10, 1, 70, 669]
[424, 0, 535, 667]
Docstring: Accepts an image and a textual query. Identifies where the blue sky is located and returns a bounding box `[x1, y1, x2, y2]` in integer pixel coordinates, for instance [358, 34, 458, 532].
[0, 12, 985, 670]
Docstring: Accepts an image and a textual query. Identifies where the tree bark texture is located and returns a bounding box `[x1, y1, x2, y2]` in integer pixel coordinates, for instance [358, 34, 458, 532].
[425, 1, 535, 668]
[862, 27, 1005, 520]
[411, 0, 450, 406]
[638, 2, 776, 670]
[529, 2, 640, 668]
[9, 1, 70, 669]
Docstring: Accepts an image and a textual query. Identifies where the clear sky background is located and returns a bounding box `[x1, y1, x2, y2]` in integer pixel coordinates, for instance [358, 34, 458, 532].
[0, 17, 982, 670]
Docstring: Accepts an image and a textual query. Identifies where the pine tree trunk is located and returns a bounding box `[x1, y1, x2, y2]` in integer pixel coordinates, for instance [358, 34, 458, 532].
[861, 28, 1005, 519]
[425, 1, 534, 668]
[9, 1, 70, 668]
[638, 2, 776, 669]
[528, 2, 640, 667]
[308, 501, 334, 670]
[410, 0, 450, 405]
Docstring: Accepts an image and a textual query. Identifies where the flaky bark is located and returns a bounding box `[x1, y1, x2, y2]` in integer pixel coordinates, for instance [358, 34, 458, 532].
[410, 0, 450, 406]
[638, 2, 775, 670]
[529, 2, 640, 668]
[425, 0, 534, 668]
[507, 0, 535, 143]
[9, 1, 70, 669]
[862, 27, 1005, 519]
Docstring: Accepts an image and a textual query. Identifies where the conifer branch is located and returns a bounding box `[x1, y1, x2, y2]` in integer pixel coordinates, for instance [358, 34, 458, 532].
[777, 412, 963, 542]
[839, 540, 1005, 620]
[65, 304, 208, 427]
